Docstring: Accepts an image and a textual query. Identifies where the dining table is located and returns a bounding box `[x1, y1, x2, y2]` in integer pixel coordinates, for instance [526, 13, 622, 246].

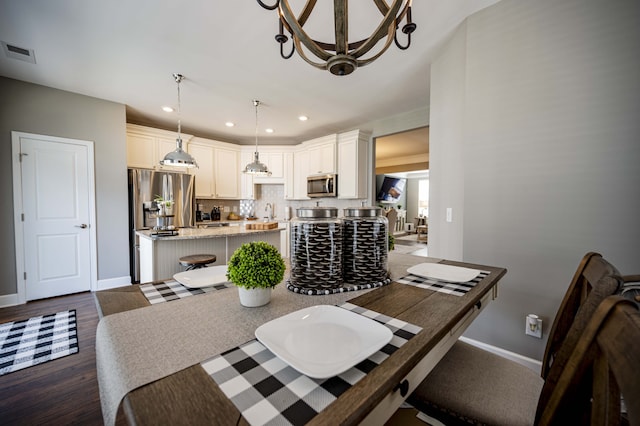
[94, 252, 506, 425]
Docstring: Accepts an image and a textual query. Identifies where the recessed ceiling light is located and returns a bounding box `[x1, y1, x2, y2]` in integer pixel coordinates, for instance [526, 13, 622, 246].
[298, 115, 308, 121]
[265, 128, 274, 133]
[162, 106, 174, 112]
[225, 122, 235, 127]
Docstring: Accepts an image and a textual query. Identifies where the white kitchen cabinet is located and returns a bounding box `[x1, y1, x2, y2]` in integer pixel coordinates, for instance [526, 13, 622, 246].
[214, 146, 240, 198]
[338, 130, 370, 199]
[279, 222, 290, 258]
[307, 136, 336, 175]
[188, 143, 215, 198]
[189, 138, 240, 199]
[126, 124, 193, 171]
[253, 149, 285, 184]
[239, 150, 255, 199]
[283, 152, 294, 199]
[292, 149, 310, 200]
[126, 133, 155, 169]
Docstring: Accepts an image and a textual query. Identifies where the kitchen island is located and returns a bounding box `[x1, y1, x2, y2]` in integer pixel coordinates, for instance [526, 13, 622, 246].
[137, 223, 284, 282]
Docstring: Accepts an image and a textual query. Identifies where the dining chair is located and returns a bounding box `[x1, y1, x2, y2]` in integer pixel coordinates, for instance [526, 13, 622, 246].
[407, 252, 623, 426]
[536, 295, 640, 425]
[386, 208, 398, 235]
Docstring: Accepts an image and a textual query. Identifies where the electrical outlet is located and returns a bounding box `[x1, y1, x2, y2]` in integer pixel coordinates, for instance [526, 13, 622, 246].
[525, 314, 542, 338]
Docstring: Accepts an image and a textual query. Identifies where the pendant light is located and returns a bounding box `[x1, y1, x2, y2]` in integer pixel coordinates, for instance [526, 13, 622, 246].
[243, 100, 271, 176]
[160, 73, 198, 168]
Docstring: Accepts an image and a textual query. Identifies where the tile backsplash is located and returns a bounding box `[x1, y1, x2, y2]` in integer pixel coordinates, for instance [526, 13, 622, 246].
[198, 184, 369, 221]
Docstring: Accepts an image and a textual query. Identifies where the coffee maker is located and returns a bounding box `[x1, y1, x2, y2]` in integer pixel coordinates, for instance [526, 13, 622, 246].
[211, 206, 221, 221]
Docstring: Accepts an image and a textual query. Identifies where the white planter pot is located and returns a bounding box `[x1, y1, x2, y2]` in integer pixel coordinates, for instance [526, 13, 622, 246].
[238, 287, 272, 307]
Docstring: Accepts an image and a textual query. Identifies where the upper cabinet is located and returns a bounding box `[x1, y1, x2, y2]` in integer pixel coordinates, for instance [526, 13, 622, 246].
[283, 152, 294, 200]
[127, 125, 372, 202]
[239, 150, 255, 200]
[338, 130, 371, 199]
[292, 149, 310, 200]
[305, 135, 337, 175]
[251, 148, 286, 184]
[126, 124, 193, 171]
[214, 146, 240, 198]
[188, 143, 215, 198]
[188, 137, 240, 199]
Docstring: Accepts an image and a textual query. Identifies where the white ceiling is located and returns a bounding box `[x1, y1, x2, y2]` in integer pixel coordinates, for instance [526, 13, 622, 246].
[0, 0, 498, 145]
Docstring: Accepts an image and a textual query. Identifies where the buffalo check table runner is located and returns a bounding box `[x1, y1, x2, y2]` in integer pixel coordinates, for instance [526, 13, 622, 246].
[140, 280, 231, 304]
[396, 270, 489, 296]
[201, 302, 422, 426]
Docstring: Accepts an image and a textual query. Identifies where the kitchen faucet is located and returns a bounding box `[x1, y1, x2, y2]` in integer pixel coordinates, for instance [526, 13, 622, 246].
[265, 203, 273, 221]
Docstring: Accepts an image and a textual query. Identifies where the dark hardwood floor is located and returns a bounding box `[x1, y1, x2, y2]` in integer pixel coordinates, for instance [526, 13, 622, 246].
[0, 292, 103, 425]
[0, 291, 427, 425]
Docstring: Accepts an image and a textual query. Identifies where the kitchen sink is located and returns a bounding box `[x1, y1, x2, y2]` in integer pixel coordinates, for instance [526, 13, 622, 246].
[197, 222, 230, 228]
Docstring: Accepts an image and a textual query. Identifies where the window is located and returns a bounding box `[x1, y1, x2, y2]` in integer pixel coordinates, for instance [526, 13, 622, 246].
[418, 179, 429, 217]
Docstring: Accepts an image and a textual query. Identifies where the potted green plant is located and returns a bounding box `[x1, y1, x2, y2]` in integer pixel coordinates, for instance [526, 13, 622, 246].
[226, 241, 286, 307]
[388, 233, 395, 251]
[153, 195, 174, 216]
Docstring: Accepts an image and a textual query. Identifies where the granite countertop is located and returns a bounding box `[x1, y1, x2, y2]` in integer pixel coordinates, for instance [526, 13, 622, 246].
[136, 223, 284, 240]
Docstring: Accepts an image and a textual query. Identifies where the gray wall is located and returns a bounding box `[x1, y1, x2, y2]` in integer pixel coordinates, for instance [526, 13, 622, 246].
[0, 77, 129, 296]
[429, 0, 640, 359]
[405, 178, 420, 227]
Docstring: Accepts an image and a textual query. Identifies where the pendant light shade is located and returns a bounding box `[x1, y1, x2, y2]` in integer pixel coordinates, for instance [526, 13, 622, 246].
[243, 100, 271, 176]
[160, 73, 198, 168]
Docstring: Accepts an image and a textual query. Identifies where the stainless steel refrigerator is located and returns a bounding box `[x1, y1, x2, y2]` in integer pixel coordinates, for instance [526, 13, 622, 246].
[128, 168, 195, 283]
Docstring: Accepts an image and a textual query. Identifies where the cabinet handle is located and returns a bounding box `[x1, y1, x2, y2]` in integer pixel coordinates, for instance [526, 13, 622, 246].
[394, 379, 409, 397]
[75, 224, 89, 229]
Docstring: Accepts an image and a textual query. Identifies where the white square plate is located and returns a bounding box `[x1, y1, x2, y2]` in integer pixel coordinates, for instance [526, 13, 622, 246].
[173, 265, 229, 288]
[255, 305, 393, 379]
[407, 263, 481, 283]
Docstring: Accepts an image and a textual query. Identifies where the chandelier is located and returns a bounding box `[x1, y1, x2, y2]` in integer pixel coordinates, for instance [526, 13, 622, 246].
[160, 73, 198, 168]
[256, 0, 416, 76]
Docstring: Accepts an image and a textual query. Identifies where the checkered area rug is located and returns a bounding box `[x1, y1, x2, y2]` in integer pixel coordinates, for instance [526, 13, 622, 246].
[140, 280, 232, 304]
[201, 302, 422, 426]
[396, 271, 489, 296]
[0, 310, 78, 376]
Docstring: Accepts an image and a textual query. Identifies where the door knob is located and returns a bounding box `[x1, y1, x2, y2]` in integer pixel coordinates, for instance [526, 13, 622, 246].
[75, 224, 88, 229]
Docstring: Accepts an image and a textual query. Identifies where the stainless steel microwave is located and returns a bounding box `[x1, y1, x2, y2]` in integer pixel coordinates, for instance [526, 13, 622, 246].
[307, 174, 337, 198]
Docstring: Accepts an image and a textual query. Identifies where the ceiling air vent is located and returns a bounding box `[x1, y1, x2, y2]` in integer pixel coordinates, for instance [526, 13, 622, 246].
[2, 41, 36, 64]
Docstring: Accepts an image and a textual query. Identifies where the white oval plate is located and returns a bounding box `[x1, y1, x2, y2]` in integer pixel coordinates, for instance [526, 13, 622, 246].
[255, 305, 392, 379]
[173, 265, 229, 288]
[407, 263, 480, 283]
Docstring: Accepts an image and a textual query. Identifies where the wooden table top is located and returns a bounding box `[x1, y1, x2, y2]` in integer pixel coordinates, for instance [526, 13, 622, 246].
[95, 257, 506, 425]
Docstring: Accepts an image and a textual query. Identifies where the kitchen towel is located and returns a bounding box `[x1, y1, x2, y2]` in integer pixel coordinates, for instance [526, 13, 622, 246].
[140, 280, 231, 304]
[396, 271, 489, 296]
[201, 302, 422, 426]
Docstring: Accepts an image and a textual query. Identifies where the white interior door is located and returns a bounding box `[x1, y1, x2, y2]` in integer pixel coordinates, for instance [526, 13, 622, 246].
[14, 133, 95, 301]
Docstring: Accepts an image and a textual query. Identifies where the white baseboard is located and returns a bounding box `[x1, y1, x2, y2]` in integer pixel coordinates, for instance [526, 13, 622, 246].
[96, 275, 132, 291]
[459, 336, 542, 372]
[0, 293, 20, 308]
[0, 277, 131, 308]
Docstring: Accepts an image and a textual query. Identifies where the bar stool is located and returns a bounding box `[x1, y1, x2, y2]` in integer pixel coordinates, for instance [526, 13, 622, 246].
[179, 254, 216, 271]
